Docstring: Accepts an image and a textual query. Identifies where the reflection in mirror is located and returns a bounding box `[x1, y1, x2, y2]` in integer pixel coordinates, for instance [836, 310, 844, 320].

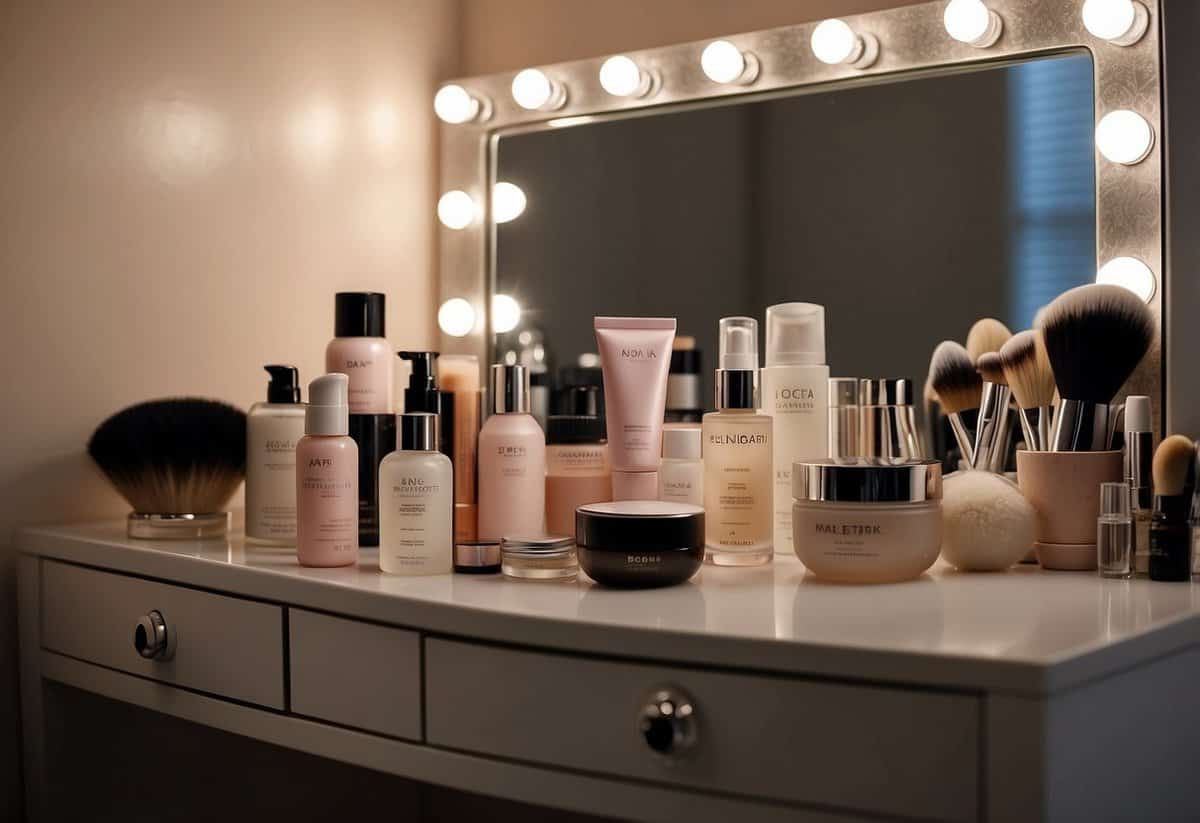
[493, 53, 1095, 466]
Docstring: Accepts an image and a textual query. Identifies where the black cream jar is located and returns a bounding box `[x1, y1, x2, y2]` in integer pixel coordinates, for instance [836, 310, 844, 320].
[575, 501, 705, 588]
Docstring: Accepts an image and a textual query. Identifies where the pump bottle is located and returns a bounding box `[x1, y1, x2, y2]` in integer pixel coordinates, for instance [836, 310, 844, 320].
[379, 412, 453, 575]
[246, 365, 306, 544]
[296, 373, 359, 567]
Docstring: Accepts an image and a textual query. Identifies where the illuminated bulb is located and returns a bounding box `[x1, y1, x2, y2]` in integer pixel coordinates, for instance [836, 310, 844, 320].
[943, 0, 1003, 48]
[700, 40, 759, 85]
[437, 190, 478, 230]
[599, 55, 655, 98]
[434, 84, 489, 124]
[1097, 257, 1156, 302]
[811, 19, 878, 68]
[1095, 110, 1154, 165]
[492, 294, 522, 334]
[492, 182, 527, 224]
[511, 68, 567, 111]
[438, 298, 476, 337]
[1082, 0, 1149, 46]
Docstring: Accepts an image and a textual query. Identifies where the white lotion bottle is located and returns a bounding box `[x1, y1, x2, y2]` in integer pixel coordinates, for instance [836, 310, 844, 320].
[246, 365, 306, 544]
[760, 303, 829, 555]
[659, 426, 704, 506]
[379, 412, 453, 575]
[478, 364, 546, 541]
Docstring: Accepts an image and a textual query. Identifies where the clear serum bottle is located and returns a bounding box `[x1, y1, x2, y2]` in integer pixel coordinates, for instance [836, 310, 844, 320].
[760, 303, 828, 555]
[296, 373, 359, 567]
[702, 316, 774, 565]
[379, 412, 453, 575]
[246, 365, 306, 545]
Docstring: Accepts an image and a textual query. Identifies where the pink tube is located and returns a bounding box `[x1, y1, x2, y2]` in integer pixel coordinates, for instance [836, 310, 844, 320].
[594, 317, 677, 500]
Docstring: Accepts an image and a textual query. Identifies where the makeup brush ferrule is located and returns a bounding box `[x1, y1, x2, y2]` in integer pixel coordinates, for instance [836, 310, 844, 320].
[1036, 405, 1053, 452]
[948, 413, 975, 468]
[988, 391, 1013, 472]
[1051, 399, 1111, 452]
[972, 383, 1007, 470]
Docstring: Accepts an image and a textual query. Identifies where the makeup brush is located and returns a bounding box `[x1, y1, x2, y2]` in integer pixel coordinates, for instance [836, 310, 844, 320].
[88, 398, 247, 539]
[1040, 284, 1155, 451]
[1149, 435, 1196, 581]
[999, 330, 1056, 452]
[966, 318, 1012, 363]
[973, 352, 1010, 471]
[930, 341, 982, 467]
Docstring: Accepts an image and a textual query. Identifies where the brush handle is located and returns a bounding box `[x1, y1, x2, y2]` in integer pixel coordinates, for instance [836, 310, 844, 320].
[1051, 399, 1110, 451]
[948, 412, 975, 468]
[988, 397, 1013, 472]
[1017, 408, 1039, 452]
[972, 383, 1001, 469]
[1036, 406, 1053, 452]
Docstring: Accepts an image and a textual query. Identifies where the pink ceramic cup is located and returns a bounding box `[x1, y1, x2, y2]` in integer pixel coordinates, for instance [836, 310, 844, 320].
[1016, 450, 1123, 571]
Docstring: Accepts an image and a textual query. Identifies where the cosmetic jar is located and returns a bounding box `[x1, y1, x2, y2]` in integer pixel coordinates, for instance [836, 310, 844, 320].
[501, 535, 579, 581]
[576, 501, 704, 588]
[454, 539, 502, 574]
[792, 458, 943, 583]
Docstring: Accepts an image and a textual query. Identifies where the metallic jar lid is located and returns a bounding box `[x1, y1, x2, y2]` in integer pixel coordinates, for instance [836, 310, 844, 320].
[454, 539, 502, 570]
[791, 458, 942, 503]
[859, 378, 915, 407]
[501, 535, 575, 556]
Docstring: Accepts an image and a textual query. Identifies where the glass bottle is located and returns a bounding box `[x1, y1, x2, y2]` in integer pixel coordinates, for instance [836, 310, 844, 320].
[379, 412, 453, 575]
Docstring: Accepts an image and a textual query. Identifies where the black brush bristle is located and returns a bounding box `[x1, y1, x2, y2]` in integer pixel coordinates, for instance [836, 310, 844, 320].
[88, 398, 247, 514]
[1040, 284, 1155, 403]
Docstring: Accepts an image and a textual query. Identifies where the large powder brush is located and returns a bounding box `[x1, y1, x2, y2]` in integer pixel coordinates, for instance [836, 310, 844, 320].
[1040, 284, 1155, 451]
[88, 398, 247, 539]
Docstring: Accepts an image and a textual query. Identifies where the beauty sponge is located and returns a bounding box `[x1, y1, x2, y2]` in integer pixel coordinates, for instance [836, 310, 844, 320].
[940, 470, 1035, 572]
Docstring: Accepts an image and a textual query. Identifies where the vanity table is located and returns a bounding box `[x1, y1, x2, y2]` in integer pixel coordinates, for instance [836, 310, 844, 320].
[17, 523, 1200, 822]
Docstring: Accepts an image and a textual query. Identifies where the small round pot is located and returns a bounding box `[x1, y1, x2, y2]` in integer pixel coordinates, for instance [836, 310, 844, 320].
[576, 501, 704, 588]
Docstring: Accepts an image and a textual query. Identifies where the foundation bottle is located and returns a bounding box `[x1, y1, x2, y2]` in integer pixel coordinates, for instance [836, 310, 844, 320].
[296, 374, 359, 567]
[702, 316, 774, 565]
[478, 365, 546, 541]
[545, 386, 611, 537]
[246, 365, 306, 545]
[379, 412, 453, 575]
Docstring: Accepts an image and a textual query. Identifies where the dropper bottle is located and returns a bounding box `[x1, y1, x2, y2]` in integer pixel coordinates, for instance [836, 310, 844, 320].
[701, 316, 774, 566]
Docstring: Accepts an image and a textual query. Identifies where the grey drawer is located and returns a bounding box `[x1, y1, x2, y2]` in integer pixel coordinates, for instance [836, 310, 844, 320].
[426, 638, 979, 822]
[289, 609, 421, 741]
[41, 560, 285, 709]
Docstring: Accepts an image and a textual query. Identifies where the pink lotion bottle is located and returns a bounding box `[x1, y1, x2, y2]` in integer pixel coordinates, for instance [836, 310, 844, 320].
[326, 292, 392, 415]
[296, 373, 359, 567]
[478, 364, 546, 541]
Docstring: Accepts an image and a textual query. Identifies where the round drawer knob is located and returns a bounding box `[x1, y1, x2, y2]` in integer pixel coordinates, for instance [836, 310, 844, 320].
[639, 687, 697, 758]
[134, 610, 173, 660]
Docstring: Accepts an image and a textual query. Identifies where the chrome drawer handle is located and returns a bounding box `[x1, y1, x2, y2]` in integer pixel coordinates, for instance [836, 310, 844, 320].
[134, 610, 174, 661]
[639, 687, 697, 758]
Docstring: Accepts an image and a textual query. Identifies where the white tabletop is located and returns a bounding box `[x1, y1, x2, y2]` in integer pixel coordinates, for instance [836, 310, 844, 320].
[19, 522, 1200, 696]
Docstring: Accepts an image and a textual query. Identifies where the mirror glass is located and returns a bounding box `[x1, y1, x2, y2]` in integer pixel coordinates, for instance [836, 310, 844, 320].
[491, 53, 1095, 452]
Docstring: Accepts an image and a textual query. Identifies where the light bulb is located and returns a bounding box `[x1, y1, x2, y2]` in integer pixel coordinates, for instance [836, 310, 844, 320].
[1095, 110, 1154, 165]
[437, 190, 478, 230]
[1097, 257, 1156, 302]
[512, 68, 566, 111]
[434, 84, 487, 124]
[943, 0, 1003, 47]
[1082, 0, 1149, 46]
[701, 40, 758, 85]
[438, 298, 476, 337]
[492, 294, 522, 334]
[492, 182, 527, 223]
[811, 19, 878, 68]
[599, 55, 653, 98]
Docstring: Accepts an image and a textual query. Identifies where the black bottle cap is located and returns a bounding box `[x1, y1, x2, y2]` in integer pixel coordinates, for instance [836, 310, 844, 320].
[334, 292, 386, 337]
[670, 349, 701, 374]
[264, 365, 301, 403]
[399, 351, 441, 413]
[547, 386, 605, 444]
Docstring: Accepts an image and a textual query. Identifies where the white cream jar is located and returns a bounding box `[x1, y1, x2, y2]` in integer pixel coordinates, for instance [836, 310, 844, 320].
[792, 458, 943, 583]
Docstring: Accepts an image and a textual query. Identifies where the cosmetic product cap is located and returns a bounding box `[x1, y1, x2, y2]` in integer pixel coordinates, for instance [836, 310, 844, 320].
[670, 343, 701, 375]
[663, 426, 701, 461]
[490, 364, 531, 414]
[264, 364, 301, 403]
[547, 386, 605, 444]
[1100, 481, 1131, 518]
[829, 378, 860, 407]
[792, 458, 942, 503]
[715, 316, 759, 410]
[576, 500, 705, 549]
[502, 535, 574, 552]
[399, 412, 438, 451]
[612, 470, 659, 501]
[454, 539, 502, 572]
[765, 302, 826, 366]
[1125, 395, 1151, 433]
[859, 378, 915, 407]
[306, 373, 349, 436]
[334, 292, 385, 337]
[399, 351, 440, 413]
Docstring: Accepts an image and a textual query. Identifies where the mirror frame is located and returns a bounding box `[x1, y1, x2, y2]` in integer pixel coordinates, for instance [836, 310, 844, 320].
[438, 0, 1182, 431]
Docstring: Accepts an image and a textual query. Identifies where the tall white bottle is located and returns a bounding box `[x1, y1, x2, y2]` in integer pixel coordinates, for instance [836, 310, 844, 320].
[246, 365, 306, 544]
[379, 412, 453, 575]
[760, 303, 829, 555]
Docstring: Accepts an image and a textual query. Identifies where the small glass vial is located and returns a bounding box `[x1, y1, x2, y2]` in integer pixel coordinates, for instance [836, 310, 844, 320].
[501, 535, 578, 581]
[659, 426, 703, 506]
[379, 412, 453, 575]
[703, 316, 773, 566]
[1097, 481, 1133, 579]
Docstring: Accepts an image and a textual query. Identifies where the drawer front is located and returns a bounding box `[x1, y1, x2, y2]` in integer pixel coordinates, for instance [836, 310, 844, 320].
[427, 639, 979, 822]
[289, 609, 421, 740]
[41, 560, 285, 709]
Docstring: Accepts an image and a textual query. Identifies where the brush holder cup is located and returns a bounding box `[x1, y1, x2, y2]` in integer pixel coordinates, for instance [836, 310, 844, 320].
[1016, 450, 1123, 571]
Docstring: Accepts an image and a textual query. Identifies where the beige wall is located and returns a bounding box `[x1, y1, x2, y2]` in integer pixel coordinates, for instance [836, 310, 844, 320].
[0, 0, 458, 816]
